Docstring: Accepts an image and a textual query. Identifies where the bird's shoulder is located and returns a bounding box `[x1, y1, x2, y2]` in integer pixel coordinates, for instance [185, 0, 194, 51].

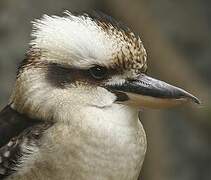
[0, 105, 53, 179]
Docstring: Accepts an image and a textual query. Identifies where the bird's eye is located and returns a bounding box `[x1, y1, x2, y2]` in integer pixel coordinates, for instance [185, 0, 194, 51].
[89, 65, 108, 80]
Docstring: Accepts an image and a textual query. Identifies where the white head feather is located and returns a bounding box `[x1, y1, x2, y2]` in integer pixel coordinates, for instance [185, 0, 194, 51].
[32, 12, 119, 68]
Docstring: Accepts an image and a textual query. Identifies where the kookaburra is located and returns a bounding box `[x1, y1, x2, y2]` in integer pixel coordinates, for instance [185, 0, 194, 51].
[0, 11, 199, 180]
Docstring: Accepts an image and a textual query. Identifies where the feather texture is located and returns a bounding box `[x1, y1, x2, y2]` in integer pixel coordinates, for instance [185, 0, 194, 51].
[0, 106, 52, 179]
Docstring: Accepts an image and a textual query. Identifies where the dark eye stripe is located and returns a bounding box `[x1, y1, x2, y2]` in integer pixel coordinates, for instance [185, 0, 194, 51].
[46, 63, 74, 88]
[45, 63, 114, 88]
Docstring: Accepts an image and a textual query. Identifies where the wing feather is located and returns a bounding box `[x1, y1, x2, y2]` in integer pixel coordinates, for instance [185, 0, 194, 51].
[0, 106, 40, 148]
[0, 106, 53, 178]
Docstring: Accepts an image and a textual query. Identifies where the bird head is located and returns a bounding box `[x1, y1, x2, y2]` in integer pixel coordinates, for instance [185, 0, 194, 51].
[10, 11, 199, 119]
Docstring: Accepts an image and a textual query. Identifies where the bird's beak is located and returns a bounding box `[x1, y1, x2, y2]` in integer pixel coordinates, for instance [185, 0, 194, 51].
[108, 74, 200, 108]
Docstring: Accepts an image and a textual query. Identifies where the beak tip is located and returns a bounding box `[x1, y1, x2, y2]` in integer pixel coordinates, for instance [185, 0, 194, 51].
[188, 95, 201, 105]
[179, 88, 200, 105]
[193, 97, 201, 105]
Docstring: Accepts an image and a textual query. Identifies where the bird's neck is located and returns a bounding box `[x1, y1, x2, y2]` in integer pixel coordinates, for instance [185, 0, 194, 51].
[33, 104, 147, 180]
[59, 103, 141, 128]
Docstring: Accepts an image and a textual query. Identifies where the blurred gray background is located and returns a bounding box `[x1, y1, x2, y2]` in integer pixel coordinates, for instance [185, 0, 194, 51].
[0, 0, 210, 180]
